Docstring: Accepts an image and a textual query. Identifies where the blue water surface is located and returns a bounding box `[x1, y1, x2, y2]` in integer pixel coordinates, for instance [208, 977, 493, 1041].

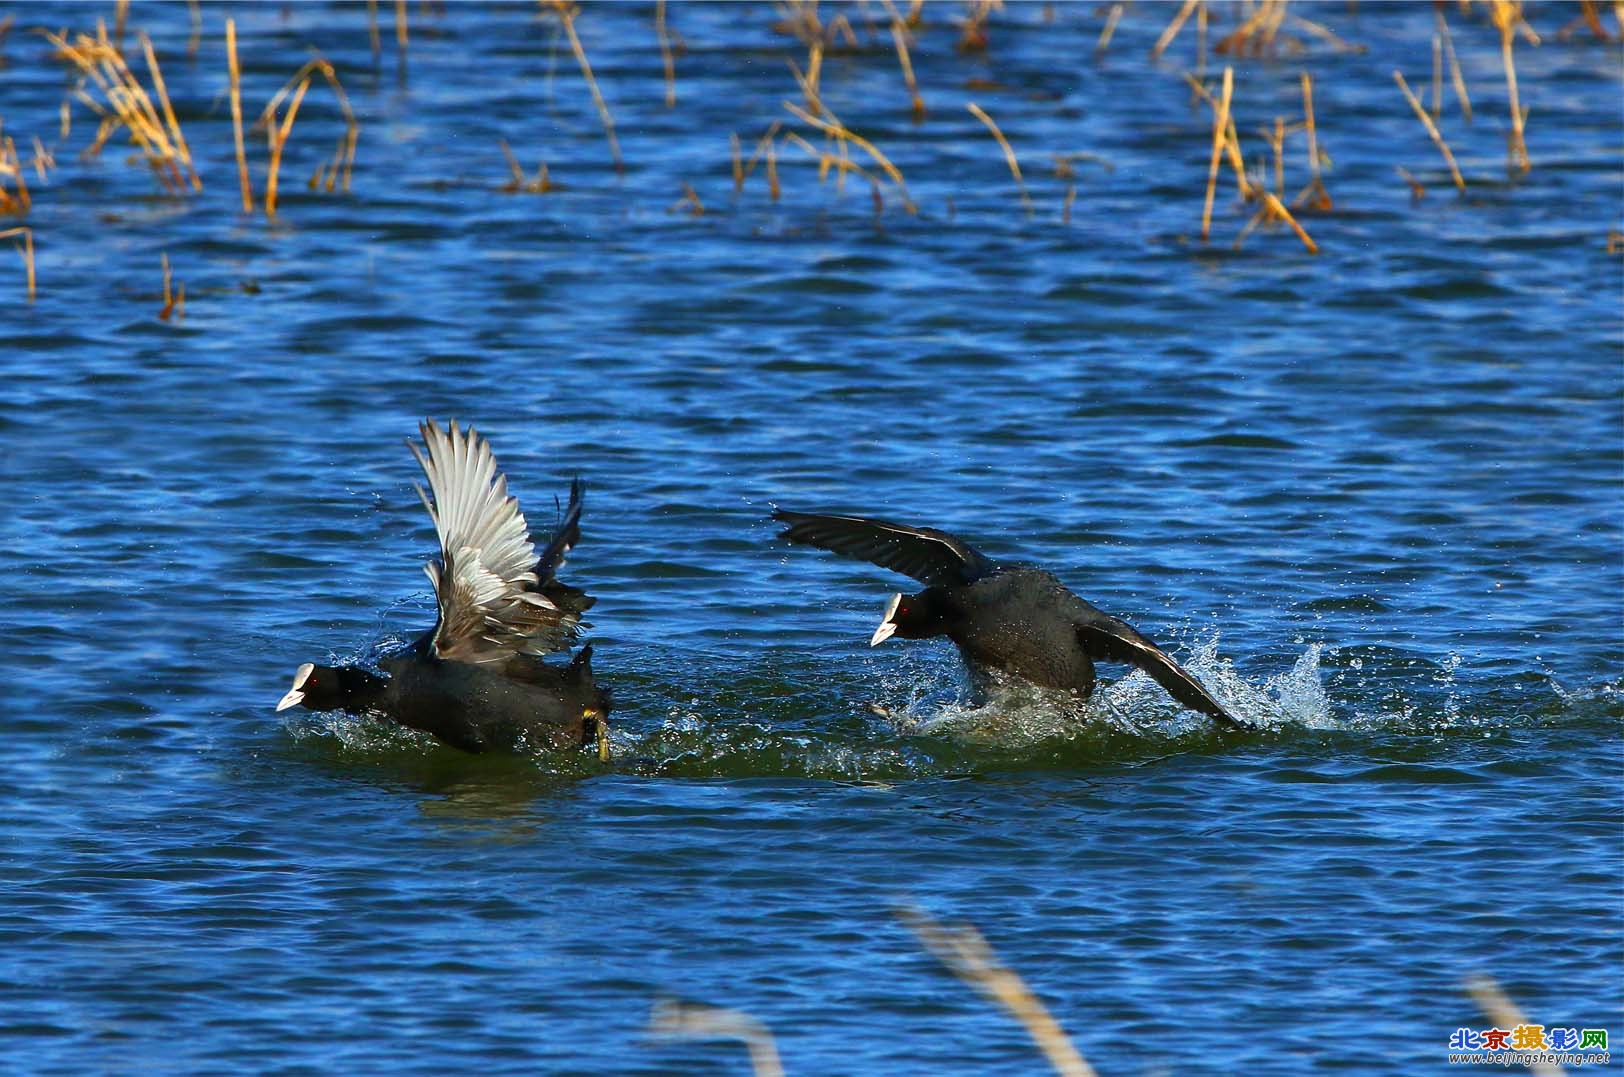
[1, 2, 1620, 1073]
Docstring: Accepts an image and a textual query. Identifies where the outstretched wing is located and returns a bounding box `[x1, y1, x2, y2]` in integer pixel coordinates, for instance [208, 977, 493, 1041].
[772, 508, 997, 586]
[1075, 612, 1246, 729]
[409, 420, 586, 663]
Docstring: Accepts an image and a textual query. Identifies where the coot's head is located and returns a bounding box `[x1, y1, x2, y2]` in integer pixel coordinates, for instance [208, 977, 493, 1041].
[869, 590, 949, 645]
[275, 663, 347, 712]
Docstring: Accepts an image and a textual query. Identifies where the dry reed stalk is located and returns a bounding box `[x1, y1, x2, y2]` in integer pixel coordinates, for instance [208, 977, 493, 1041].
[1095, 3, 1123, 55]
[826, 13, 857, 48]
[1295, 71, 1330, 210]
[1430, 33, 1443, 117]
[0, 131, 29, 215]
[1607, 229, 1624, 254]
[1394, 70, 1465, 191]
[1435, 9, 1473, 122]
[898, 907, 1097, 1077]
[655, 0, 676, 108]
[257, 57, 360, 212]
[649, 999, 783, 1077]
[46, 26, 199, 194]
[1263, 116, 1286, 195]
[158, 252, 186, 321]
[113, 0, 128, 51]
[671, 182, 703, 216]
[549, 3, 622, 173]
[263, 77, 310, 216]
[393, 0, 408, 52]
[783, 129, 887, 196]
[139, 33, 198, 192]
[1062, 182, 1076, 224]
[782, 100, 913, 210]
[0, 14, 13, 51]
[184, 0, 202, 58]
[1558, 1, 1612, 40]
[1216, 0, 1287, 56]
[957, 0, 998, 52]
[766, 135, 779, 200]
[29, 136, 55, 183]
[1396, 165, 1425, 199]
[1262, 191, 1317, 252]
[1152, 0, 1200, 59]
[788, 40, 824, 117]
[0, 226, 35, 302]
[1194, 0, 1208, 84]
[890, 20, 924, 117]
[738, 120, 783, 190]
[367, 0, 381, 66]
[1489, 1, 1531, 174]
[730, 132, 743, 192]
[966, 101, 1032, 212]
[498, 139, 552, 192]
[1200, 66, 1233, 240]
[1465, 977, 1563, 1077]
[227, 19, 252, 212]
[1284, 13, 1364, 53]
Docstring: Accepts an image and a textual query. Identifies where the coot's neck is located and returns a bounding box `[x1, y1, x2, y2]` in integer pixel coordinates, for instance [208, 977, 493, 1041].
[335, 667, 389, 713]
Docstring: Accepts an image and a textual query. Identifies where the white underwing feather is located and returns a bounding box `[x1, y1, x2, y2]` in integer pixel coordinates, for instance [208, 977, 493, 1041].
[411, 420, 583, 663]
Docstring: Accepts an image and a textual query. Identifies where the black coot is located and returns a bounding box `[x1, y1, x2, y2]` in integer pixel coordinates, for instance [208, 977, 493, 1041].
[278, 420, 610, 754]
[773, 508, 1246, 729]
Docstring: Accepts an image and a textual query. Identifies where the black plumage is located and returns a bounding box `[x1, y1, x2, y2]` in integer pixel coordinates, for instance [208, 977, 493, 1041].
[277, 421, 610, 753]
[773, 508, 1245, 729]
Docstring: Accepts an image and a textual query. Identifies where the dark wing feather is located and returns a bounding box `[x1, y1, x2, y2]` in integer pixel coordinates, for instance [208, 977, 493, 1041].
[772, 508, 996, 585]
[1075, 613, 1247, 729]
[536, 477, 584, 584]
[535, 477, 595, 622]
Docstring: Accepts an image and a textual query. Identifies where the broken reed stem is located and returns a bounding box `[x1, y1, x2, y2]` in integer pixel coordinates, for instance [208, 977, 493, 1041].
[899, 907, 1097, 1077]
[1261, 191, 1317, 252]
[730, 132, 743, 192]
[552, 3, 622, 173]
[1394, 70, 1465, 191]
[1436, 9, 1473, 123]
[967, 102, 1032, 212]
[782, 100, 912, 210]
[1152, 0, 1199, 60]
[227, 20, 253, 212]
[649, 999, 784, 1077]
[1095, 3, 1123, 55]
[1490, 1, 1530, 173]
[655, 0, 676, 108]
[1396, 165, 1425, 199]
[890, 20, 924, 118]
[1201, 66, 1233, 241]
[0, 226, 35, 302]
